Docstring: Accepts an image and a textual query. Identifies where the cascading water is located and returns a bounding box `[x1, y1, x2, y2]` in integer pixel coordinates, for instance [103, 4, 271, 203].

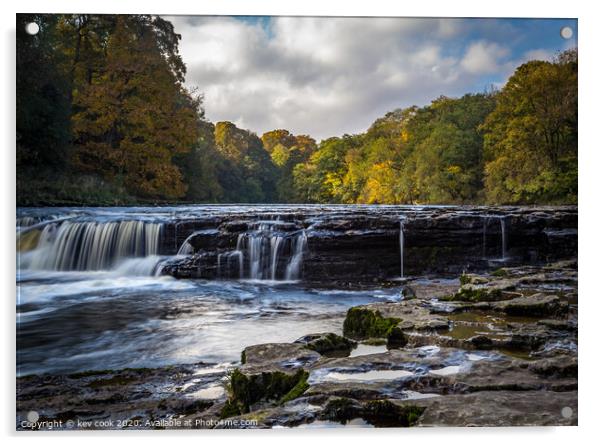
[481, 215, 508, 261]
[21, 220, 163, 271]
[500, 217, 507, 260]
[399, 218, 405, 278]
[285, 231, 307, 281]
[482, 216, 489, 258]
[210, 222, 307, 281]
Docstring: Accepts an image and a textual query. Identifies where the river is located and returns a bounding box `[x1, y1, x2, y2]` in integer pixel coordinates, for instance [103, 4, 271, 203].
[17, 205, 415, 376]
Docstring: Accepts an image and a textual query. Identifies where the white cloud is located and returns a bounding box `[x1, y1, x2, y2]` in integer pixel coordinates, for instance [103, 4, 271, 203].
[460, 41, 510, 75]
[164, 16, 555, 140]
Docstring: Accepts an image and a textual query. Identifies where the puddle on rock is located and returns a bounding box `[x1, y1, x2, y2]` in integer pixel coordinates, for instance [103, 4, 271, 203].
[314, 369, 414, 383]
[349, 343, 388, 357]
[402, 390, 440, 400]
[186, 385, 225, 399]
[429, 365, 461, 376]
[293, 418, 374, 428]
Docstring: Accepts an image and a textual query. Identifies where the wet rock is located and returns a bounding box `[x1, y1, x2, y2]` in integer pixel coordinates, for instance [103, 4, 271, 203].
[17, 363, 229, 430]
[404, 390, 577, 426]
[160, 206, 577, 283]
[527, 356, 577, 378]
[401, 285, 417, 300]
[294, 333, 356, 357]
[220, 368, 309, 417]
[386, 327, 409, 349]
[495, 294, 568, 317]
[537, 319, 577, 331]
[241, 343, 321, 370]
[468, 335, 494, 350]
[444, 280, 519, 302]
[343, 307, 400, 339]
[361, 400, 425, 427]
[453, 357, 577, 392]
[319, 397, 363, 423]
[343, 301, 449, 341]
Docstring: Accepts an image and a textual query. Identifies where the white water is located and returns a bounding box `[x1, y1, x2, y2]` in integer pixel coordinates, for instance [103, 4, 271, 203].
[285, 230, 307, 281]
[399, 218, 405, 278]
[225, 222, 307, 281]
[22, 220, 163, 271]
[481, 215, 508, 261]
[500, 217, 507, 260]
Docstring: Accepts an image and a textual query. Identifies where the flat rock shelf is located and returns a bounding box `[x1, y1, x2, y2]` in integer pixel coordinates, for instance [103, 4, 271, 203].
[16, 205, 577, 429]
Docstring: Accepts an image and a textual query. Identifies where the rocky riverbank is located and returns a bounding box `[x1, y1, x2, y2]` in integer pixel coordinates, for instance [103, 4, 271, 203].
[17, 260, 577, 429]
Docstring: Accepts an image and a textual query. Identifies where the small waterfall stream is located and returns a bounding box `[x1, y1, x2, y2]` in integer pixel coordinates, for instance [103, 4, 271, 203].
[500, 217, 507, 260]
[481, 215, 508, 261]
[399, 218, 405, 278]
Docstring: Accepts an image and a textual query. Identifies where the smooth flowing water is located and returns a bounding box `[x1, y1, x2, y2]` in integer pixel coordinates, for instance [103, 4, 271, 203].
[17, 205, 419, 376]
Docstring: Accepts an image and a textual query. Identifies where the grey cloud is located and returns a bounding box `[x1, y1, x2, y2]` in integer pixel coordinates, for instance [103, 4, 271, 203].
[165, 16, 534, 140]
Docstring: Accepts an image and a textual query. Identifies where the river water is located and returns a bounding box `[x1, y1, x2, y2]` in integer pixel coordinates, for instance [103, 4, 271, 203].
[17, 205, 417, 376]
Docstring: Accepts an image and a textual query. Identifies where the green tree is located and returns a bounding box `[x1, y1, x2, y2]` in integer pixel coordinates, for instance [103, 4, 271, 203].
[16, 14, 71, 168]
[215, 122, 278, 202]
[482, 49, 577, 204]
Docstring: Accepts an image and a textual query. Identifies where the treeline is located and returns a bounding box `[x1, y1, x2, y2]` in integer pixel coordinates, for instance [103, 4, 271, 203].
[16, 14, 577, 206]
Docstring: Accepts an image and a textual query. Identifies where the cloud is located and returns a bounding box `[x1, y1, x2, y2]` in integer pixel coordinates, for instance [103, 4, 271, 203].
[460, 41, 510, 74]
[165, 16, 571, 140]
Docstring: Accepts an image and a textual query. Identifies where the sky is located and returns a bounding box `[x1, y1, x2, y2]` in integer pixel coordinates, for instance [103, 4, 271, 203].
[165, 16, 577, 140]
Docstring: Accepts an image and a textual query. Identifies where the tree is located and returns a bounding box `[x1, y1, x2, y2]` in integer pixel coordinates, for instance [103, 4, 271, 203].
[16, 14, 71, 168]
[482, 49, 577, 204]
[214, 122, 278, 202]
[175, 120, 223, 202]
[71, 15, 200, 199]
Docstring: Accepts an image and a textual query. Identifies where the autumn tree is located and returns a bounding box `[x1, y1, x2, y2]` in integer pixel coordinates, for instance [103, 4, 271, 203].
[71, 15, 200, 199]
[261, 130, 317, 201]
[482, 49, 577, 204]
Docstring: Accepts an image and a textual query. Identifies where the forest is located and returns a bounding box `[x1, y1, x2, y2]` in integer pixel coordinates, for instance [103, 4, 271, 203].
[16, 14, 578, 206]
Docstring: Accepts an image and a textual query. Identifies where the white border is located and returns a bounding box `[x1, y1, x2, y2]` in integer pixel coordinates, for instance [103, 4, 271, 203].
[2, 1, 599, 444]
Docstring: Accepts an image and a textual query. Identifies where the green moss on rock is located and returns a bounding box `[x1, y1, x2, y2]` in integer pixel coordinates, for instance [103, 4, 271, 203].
[362, 400, 425, 427]
[491, 268, 509, 277]
[343, 307, 400, 339]
[386, 327, 408, 349]
[221, 368, 309, 417]
[442, 284, 504, 302]
[320, 398, 361, 423]
[304, 333, 356, 356]
[278, 373, 310, 404]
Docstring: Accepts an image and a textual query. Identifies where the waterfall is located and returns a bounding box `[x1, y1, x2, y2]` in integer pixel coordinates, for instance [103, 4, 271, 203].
[285, 231, 307, 281]
[222, 222, 307, 281]
[270, 236, 284, 281]
[399, 219, 405, 278]
[500, 217, 507, 260]
[177, 233, 195, 255]
[482, 216, 489, 258]
[22, 220, 163, 271]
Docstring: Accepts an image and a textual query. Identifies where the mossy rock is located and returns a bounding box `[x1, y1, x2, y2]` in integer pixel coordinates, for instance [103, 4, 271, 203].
[221, 368, 309, 417]
[442, 282, 513, 302]
[362, 400, 425, 427]
[343, 307, 400, 339]
[491, 268, 509, 277]
[300, 333, 356, 356]
[320, 398, 362, 423]
[386, 327, 408, 349]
